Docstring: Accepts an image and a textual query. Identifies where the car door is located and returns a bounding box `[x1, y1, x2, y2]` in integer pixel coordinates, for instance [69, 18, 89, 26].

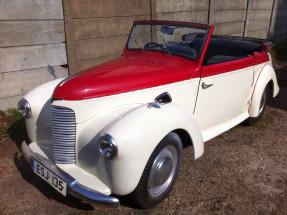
[194, 56, 254, 141]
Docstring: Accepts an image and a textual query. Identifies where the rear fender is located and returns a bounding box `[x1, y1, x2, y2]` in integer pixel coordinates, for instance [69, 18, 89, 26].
[249, 64, 279, 117]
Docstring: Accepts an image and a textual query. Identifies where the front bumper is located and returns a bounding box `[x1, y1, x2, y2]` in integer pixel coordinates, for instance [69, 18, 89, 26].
[21, 141, 119, 205]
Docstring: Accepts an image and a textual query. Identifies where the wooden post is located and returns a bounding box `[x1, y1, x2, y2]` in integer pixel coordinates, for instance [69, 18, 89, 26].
[243, 0, 251, 37]
[268, 0, 277, 40]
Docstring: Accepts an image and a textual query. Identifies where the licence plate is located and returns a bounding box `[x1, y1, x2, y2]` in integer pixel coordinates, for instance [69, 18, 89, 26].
[32, 159, 67, 196]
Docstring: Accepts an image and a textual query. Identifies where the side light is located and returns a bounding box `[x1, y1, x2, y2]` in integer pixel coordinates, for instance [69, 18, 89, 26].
[98, 134, 118, 160]
[18, 98, 32, 118]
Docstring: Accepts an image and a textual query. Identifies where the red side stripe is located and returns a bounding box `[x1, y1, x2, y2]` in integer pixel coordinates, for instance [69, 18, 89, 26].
[201, 52, 269, 78]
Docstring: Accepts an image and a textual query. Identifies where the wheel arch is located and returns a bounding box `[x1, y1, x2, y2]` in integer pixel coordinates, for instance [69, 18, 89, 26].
[249, 63, 279, 117]
[172, 128, 193, 149]
[100, 103, 204, 195]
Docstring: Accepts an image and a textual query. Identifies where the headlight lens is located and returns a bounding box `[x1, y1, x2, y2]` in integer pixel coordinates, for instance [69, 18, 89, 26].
[98, 134, 117, 159]
[18, 98, 31, 118]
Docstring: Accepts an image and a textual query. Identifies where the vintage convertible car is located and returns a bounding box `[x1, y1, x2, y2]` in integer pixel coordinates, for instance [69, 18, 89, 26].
[19, 20, 279, 208]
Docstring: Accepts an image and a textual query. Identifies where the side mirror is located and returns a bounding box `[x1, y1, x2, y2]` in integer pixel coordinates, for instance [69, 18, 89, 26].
[155, 92, 172, 105]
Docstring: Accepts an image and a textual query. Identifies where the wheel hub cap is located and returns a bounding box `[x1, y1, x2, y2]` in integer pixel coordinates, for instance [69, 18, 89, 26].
[148, 145, 178, 198]
[154, 157, 172, 186]
[259, 89, 267, 114]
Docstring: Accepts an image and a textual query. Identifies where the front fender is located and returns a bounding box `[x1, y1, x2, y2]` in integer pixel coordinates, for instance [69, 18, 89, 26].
[249, 64, 279, 117]
[102, 103, 203, 195]
[23, 78, 65, 142]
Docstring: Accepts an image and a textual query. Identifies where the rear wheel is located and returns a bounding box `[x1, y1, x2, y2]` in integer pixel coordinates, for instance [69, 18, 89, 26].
[245, 85, 270, 125]
[132, 132, 183, 208]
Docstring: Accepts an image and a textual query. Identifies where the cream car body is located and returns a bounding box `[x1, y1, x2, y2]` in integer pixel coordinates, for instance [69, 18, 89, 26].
[20, 20, 279, 206]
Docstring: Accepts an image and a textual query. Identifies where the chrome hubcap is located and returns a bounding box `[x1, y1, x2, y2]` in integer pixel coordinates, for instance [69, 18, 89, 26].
[259, 89, 267, 114]
[148, 145, 178, 198]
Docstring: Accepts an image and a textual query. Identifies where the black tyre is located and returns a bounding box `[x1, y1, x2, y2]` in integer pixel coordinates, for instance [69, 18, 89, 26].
[131, 132, 183, 208]
[245, 85, 270, 125]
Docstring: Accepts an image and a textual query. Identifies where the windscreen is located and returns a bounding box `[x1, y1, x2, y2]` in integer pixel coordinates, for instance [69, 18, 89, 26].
[127, 23, 208, 60]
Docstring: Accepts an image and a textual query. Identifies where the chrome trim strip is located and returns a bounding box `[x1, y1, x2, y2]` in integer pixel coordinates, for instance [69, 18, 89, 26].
[21, 141, 119, 206]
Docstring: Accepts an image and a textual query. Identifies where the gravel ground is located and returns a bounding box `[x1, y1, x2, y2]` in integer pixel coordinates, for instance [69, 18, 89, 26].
[0, 83, 287, 215]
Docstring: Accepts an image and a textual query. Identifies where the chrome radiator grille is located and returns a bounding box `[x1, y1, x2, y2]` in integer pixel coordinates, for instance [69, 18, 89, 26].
[51, 106, 76, 164]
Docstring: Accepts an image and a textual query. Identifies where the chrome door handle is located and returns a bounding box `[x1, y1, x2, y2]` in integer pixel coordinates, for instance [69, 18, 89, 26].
[202, 82, 213, 89]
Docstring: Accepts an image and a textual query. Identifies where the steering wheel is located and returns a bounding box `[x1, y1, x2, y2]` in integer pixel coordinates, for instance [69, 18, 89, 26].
[144, 42, 162, 49]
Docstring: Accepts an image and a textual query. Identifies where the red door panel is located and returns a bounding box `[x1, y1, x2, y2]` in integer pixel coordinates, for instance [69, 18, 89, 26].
[201, 56, 254, 78]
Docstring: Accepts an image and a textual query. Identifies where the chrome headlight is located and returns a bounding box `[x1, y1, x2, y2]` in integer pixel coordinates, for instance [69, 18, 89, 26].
[98, 134, 117, 160]
[18, 98, 32, 118]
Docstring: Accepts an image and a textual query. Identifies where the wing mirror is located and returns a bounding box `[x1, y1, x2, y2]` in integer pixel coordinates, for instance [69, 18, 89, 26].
[155, 92, 172, 104]
[148, 92, 172, 108]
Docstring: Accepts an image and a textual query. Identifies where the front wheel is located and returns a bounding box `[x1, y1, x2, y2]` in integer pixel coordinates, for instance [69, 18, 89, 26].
[131, 132, 183, 208]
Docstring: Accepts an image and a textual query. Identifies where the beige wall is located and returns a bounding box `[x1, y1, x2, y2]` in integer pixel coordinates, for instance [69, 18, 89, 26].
[64, 0, 287, 75]
[210, 0, 247, 36]
[246, 0, 274, 38]
[154, 0, 286, 39]
[63, 0, 151, 74]
[0, 0, 68, 110]
[1, 0, 286, 110]
[155, 0, 209, 24]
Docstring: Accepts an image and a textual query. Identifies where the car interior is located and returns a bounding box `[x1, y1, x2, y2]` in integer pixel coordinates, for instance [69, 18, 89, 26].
[143, 30, 265, 65]
[160, 33, 263, 64]
[182, 33, 263, 65]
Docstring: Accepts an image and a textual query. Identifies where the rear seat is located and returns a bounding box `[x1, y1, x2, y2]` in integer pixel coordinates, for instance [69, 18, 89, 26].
[188, 37, 262, 65]
[205, 38, 261, 64]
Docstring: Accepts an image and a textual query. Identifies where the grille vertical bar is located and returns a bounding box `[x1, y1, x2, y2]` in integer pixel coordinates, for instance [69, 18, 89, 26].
[51, 106, 76, 164]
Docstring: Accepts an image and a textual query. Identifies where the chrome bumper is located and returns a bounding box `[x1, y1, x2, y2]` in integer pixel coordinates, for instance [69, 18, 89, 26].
[21, 141, 119, 206]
